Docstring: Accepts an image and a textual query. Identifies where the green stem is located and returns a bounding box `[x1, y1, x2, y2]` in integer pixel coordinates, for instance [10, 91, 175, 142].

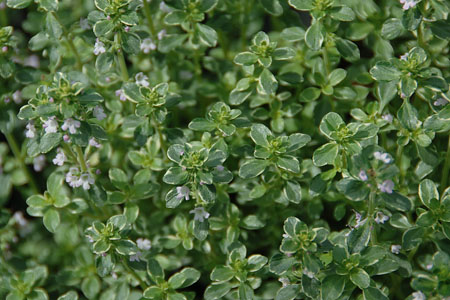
[122, 259, 148, 289]
[322, 45, 330, 76]
[240, 1, 251, 51]
[75, 145, 88, 172]
[4, 133, 39, 194]
[0, 7, 7, 27]
[368, 190, 377, 245]
[151, 116, 167, 160]
[116, 34, 129, 81]
[142, 0, 157, 38]
[440, 134, 450, 193]
[396, 143, 404, 184]
[51, 12, 83, 70]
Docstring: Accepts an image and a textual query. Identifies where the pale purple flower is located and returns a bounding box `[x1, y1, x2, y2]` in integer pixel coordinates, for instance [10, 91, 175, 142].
[359, 170, 368, 181]
[382, 113, 393, 123]
[12, 91, 22, 104]
[23, 54, 40, 68]
[25, 122, 36, 138]
[61, 118, 81, 134]
[176, 186, 190, 201]
[93, 105, 107, 121]
[63, 134, 70, 142]
[13, 211, 28, 227]
[137, 238, 151, 250]
[400, 0, 418, 10]
[157, 29, 167, 40]
[216, 165, 224, 171]
[374, 151, 392, 164]
[52, 148, 66, 166]
[0, 2, 5, 10]
[115, 89, 127, 101]
[129, 251, 143, 262]
[278, 277, 290, 287]
[354, 211, 367, 228]
[78, 173, 95, 190]
[124, 26, 130, 32]
[1, 46, 7, 53]
[93, 39, 106, 55]
[140, 38, 156, 54]
[426, 263, 433, 270]
[79, 18, 90, 30]
[391, 244, 401, 254]
[433, 98, 448, 106]
[412, 291, 426, 300]
[33, 155, 46, 172]
[89, 138, 101, 148]
[374, 211, 389, 224]
[43, 117, 58, 134]
[159, 1, 172, 12]
[66, 167, 81, 187]
[400, 53, 409, 61]
[378, 180, 394, 194]
[135, 72, 149, 87]
[189, 207, 210, 222]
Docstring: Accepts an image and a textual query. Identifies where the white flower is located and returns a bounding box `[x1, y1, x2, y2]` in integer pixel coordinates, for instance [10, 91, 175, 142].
[400, 53, 409, 61]
[412, 291, 426, 300]
[93, 38, 106, 55]
[61, 118, 81, 134]
[129, 251, 143, 262]
[13, 211, 28, 227]
[382, 113, 393, 123]
[140, 38, 156, 54]
[93, 105, 107, 121]
[391, 244, 401, 254]
[52, 148, 66, 166]
[378, 180, 394, 194]
[278, 277, 290, 287]
[426, 263, 433, 270]
[159, 1, 172, 12]
[157, 29, 166, 40]
[176, 186, 190, 201]
[24, 55, 40, 68]
[12, 90, 22, 104]
[189, 207, 210, 222]
[78, 173, 95, 190]
[374, 151, 392, 164]
[43, 117, 58, 134]
[66, 167, 81, 188]
[400, 0, 418, 10]
[359, 170, 368, 181]
[89, 138, 101, 148]
[115, 89, 127, 101]
[374, 211, 389, 224]
[354, 211, 367, 228]
[135, 72, 149, 87]
[433, 98, 448, 106]
[33, 155, 46, 172]
[282, 233, 289, 238]
[25, 122, 36, 138]
[137, 238, 152, 250]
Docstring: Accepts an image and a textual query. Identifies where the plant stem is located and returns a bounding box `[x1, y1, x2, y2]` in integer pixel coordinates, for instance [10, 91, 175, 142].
[396, 144, 404, 184]
[122, 259, 148, 289]
[151, 117, 167, 160]
[4, 133, 39, 194]
[116, 34, 129, 81]
[440, 134, 450, 193]
[142, 0, 157, 38]
[51, 12, 83, 70]
[368, 190, 377, 245]
[75, 145, 87, 172]
[240, 1, 251, 51]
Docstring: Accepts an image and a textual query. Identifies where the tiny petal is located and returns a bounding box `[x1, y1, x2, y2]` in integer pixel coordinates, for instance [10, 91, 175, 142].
[140, 38, 156, 54]
[135, 72, 149, 87]
[391, 244, 401, 254]
[61, 118, 81, 134]
[93, 105, 107, 121]
[52, 148, 66, 166]
[176, 186, 190, 200]
[33, 155, 46, 172]
[189, 207, 210, 222]
[359, 170, 368, 181]
[378, 180, 394, 194]
[374, 211, 389, 224]
[137, 238, 151, 250]
[94, 38, 106, 55]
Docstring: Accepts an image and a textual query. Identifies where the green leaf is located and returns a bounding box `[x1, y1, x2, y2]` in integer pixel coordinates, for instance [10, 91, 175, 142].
[400, 76, 417, 98]
[430, 19, 450, 40]
[335, 38, 360, 62]
[163, 167, 189, 185]
[350, 268, 370, 289]
[328, 69, 347, 86]
[241, 214, 265, 230]
[283, 181, 302, 204]
[259, 0, 283, 16]
[348, 222, 371, 253]
[272, 47, 295, 60]
[40, 132, 62, 153]
[204, 283, 232, 300]
[288, 0, 313, 11]
[143, 286, 163, 299]
[305, 21, 323, 50]
[329, 6, 355, 22]
[57, 291, 78, 300]
[6, 0, 32, 9]
[238, 283, 254, 300]
[370, 61, 401, 81]
[115, 240, 137, 255]
[164, 11, 188, 25]
[336, 179, 370, 201]
[363, 287, 389, 300]
[81, 276, 100, 299]
[93, 20, 114, 37]
[188, 118, 216, 131]
[300, 87, 321, 102]
[239, 159, 269, 179]
[247, 255, 267, 272]
[419, 179, 439, 208]
[95, 52, 114, 73]
[381, 18, 403, 40]
[321, 275, 345, 300]
[319, 112, 344, 139]
[250, 124, 272, 146]
[402, 226, 425, 251]
[40, 0, 58, 12]
[196, 23, 218, 47]
[46, 13, 62, 39]
[43, 208, 60, 233]
[381, 191, 412, 212]
[168, 268, 201, 289]
[211, 265, 234, 282]
[269, 253, 296, 275]
[397, 101, 420, 131]
[234, 52, 258, 66]
[258, 68, 278, 95]
[147, 259, 164, 280]
[287, 133, 310, 151]
[277, 155, 300, 173]
[275, 285, 301, 300]
[313, 143, 339, 166]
